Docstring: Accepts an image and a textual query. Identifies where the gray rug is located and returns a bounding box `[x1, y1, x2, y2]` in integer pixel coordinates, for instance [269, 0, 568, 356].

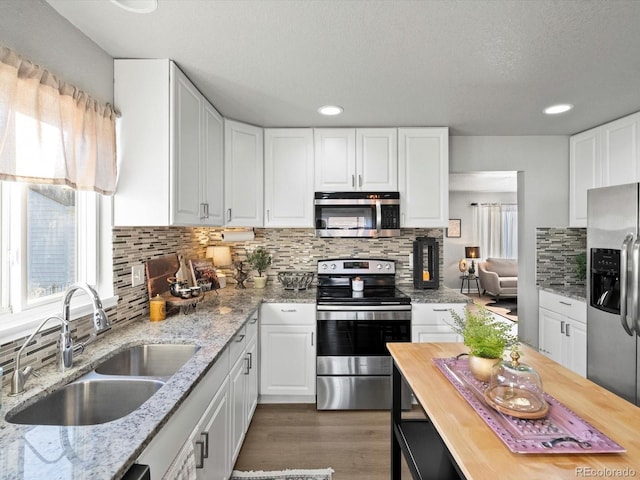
[231, 469, 333, 480]
[486, 299, 517, 316]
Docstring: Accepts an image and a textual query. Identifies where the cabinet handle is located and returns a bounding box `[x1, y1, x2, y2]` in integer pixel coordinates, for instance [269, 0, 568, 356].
[195, 441, 205, 469]
[235, 334, 245, 343]
[432, 308, 449, 312]
[281, 308, 297, 313]
[244, 356, 250, 375]
[205, 203, 209, 219]
[200, 203, 207, 220]
[560, 320, 565, 334]
[227, 208, 232, 222]
[266, 209, 270, 221]
[311, 332, 314, 346]
[247, 351, 253, 369]
[358, 174, 362, 187]
[351, 174, 355, 188]
[565, 323, 571, 337]
[559, 301, 572, 306]
[201, 432, 209, 458]
[250, 316, 258, 324]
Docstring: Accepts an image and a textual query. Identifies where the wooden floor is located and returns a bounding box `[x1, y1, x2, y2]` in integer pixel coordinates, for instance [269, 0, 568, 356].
[234, 404, 423, 480]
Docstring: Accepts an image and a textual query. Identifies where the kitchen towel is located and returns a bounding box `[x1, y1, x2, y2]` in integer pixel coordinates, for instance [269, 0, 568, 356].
[222, 229, 255, 242]
[162, 440, 197, 480]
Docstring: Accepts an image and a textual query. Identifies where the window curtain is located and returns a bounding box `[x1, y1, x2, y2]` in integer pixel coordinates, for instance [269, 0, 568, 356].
[473, 203, 518, 259]
[0, 45, 118, 195]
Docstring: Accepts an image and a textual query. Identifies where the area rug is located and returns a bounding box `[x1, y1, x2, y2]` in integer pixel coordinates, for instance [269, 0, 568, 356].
[230, 468, 334, 480]
[486, 299, 517, 316]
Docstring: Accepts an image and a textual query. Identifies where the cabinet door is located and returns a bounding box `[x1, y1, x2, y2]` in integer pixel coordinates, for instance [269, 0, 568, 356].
[245, 334, 259, 425]
[202, 101, 225, 226]
[229, 353, 248, 464]
[264, 129, 314, 227]
[224, 120, 264, 227]
[601, 112, 640, 188]
[569, 128, 601, 227]
[356, 128, 398, 191]
[195, 378, 230, 480]
[398, 128, 449, 227]
[260, 324, 316, 396]
[412, 325, 461, 343]
[564, 319, 587, 378]
[314, 129, 356, 191]
[171, 64, 203, 225]
[538, 307, 564, 364]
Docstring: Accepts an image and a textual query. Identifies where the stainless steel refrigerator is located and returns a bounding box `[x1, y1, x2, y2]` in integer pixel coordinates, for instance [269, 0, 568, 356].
[587, 182, 640, 405]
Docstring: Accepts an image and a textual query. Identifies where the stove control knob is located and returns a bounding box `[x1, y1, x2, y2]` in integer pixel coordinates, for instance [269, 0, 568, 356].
[321, 263, 328, 270]
[377, 263, 382, 270]
[385, 264, 391, 270]
[331, 263, 337, 270]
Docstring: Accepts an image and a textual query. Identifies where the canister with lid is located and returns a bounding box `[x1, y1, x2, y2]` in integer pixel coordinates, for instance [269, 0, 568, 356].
[149, 294, 166, 321]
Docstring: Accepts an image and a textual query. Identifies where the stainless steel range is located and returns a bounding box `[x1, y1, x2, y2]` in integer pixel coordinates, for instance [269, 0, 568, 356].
[316, 258, 412, 410]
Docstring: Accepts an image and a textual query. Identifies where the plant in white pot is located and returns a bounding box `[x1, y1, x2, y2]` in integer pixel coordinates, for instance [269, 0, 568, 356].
[449, 306, 518, 382]
[247, 247, 272, 288]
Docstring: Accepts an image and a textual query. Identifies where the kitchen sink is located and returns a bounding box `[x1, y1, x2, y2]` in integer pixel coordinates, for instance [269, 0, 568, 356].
[94, 343, 200, 377]
[6, 378, 165, 426]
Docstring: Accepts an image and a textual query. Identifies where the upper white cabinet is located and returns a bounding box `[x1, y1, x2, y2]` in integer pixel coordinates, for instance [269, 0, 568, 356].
[398, 127, 449, 227]
[114, 59, 224, 227]
[314, 128, 398, 191]
[264, 129, 314, 227]
[569, 111, 640, 227]
[224, 120, 264, 227]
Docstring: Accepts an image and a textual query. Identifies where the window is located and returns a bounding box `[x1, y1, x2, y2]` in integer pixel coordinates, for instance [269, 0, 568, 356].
[473, 203, 518, 260]
[1, 181, 98, 314]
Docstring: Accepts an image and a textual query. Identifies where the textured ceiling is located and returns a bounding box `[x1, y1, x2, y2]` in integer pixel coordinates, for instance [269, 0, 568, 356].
[45, 0, 640, 135]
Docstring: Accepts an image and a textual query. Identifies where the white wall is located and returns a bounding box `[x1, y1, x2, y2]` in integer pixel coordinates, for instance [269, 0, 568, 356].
[444, 190, 517, 290]
[450, 136, 569, 349]
[0, 0, 113, 104]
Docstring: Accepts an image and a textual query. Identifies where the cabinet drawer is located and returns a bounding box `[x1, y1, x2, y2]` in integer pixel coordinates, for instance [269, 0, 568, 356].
[412, 303, 466, 326]
[539, 291, 586, 323]
[260, 303, 316, 325]
[246, 310, 259, 342]
[228, 325, 247, 366]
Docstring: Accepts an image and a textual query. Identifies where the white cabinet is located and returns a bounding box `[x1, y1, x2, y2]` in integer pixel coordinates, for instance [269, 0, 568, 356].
[224, 120, 264, 227]
[412, 303, 466, 343]
[264, 129, 314, 227]
[114, 59, 224, 226]
[259, 303, 316, 401]
[569, 111, 640, 227]
[314, 128, 398, 191]
[538, 290, 587, 377]
[398, 128, 449, 227]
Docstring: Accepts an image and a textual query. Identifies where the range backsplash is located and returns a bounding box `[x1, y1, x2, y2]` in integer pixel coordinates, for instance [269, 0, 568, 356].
[1, 226, 442, 387]
[536, 227, 586, 291]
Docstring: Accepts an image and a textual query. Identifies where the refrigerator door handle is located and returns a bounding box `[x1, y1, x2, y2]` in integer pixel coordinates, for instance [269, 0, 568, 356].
[620, 234, 635, 336]
[632, 238, 640, 336]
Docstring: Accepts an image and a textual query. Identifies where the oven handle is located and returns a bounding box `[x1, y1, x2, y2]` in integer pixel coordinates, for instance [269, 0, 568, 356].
[316, 305, 411, 311]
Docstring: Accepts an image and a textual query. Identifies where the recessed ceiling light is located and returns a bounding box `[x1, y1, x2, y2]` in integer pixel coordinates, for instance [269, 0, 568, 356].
[110, 0, 158, 14]
[318, 105, 344, 116]
[543, 103, 574, 115]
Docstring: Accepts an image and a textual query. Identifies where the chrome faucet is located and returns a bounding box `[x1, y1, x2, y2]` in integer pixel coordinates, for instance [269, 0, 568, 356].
[10, 283, 111, 395]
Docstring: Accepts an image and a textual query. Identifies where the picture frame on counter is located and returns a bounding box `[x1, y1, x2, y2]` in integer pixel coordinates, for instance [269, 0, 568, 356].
[447, 219, 461, 238]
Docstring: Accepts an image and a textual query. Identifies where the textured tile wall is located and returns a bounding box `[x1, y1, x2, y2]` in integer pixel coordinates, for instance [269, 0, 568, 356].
[1, 226, 442, 388]
[536, 227, 587, 289]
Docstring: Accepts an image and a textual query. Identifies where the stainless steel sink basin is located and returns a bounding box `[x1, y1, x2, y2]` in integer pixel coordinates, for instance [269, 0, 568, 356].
[6, 378, 164, 426]
[94, 343, 200, 377]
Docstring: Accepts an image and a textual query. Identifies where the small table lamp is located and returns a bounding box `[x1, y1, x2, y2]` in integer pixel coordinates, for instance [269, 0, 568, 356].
[206, 246, 232, 288]
[465, 246, 480, 276]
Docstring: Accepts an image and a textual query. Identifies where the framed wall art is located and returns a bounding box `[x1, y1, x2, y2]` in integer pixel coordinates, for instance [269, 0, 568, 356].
[446, 219, 461, 238]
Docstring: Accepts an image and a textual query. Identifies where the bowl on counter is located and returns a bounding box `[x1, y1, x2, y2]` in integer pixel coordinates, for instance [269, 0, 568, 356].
[277, 271, 314, 291]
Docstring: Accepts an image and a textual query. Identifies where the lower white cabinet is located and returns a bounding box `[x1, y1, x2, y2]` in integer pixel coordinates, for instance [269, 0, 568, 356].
[412, 303, 466, 343]
[538, 290, 587, 377]
[138, 310, 259, 480]
[259, 303, 316, 401]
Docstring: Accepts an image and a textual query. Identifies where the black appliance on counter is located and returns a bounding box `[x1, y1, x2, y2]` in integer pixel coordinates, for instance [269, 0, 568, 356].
[413, 236, 439, 289]
[315, 258, 412, 410]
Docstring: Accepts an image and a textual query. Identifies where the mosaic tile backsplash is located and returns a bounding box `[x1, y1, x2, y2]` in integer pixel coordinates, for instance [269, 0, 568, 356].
[536, 227, 587, 290]
[1, 226, 442, 387]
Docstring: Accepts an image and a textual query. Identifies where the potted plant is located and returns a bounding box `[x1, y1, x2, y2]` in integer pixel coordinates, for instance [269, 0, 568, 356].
[450, 306, 518, 382]
[247, 247, 272, 288]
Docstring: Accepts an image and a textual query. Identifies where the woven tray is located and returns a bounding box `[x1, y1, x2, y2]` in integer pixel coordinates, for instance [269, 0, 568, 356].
[433, 357, 625, 454]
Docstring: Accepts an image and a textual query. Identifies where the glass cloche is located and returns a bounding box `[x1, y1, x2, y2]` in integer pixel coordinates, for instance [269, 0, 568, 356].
[483, 348, 548, 419]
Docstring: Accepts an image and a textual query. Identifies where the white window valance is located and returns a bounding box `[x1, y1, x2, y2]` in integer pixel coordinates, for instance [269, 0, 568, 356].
[0, 45, 118, 195]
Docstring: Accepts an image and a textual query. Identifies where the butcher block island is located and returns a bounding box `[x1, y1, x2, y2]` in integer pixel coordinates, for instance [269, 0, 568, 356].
[388, 343, 640, 480]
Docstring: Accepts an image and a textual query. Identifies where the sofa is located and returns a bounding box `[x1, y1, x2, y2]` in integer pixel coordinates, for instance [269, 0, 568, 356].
[477, 258, 518, 299]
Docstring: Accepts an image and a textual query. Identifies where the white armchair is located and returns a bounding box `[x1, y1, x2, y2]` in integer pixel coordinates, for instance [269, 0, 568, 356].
[477, 258, 518, 299]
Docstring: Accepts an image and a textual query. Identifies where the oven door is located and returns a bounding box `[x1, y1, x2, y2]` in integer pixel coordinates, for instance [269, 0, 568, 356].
[316, 310, 411, 356]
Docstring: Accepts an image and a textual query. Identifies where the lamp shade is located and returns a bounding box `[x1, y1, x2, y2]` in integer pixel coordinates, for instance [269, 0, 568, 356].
[206, 246, 232, 267]
[465, 246, 480, 259]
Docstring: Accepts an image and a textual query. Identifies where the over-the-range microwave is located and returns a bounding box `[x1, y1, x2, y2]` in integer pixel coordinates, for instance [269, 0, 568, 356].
[314, 192, 401, 238]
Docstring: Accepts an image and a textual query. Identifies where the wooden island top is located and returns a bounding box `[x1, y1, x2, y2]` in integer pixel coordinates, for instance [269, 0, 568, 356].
[388, 342, 640, 479]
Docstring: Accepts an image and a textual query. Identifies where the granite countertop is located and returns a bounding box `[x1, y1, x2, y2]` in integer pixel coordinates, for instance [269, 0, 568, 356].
[0, 284, 463, 480]
[538, 285, 587, 302]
